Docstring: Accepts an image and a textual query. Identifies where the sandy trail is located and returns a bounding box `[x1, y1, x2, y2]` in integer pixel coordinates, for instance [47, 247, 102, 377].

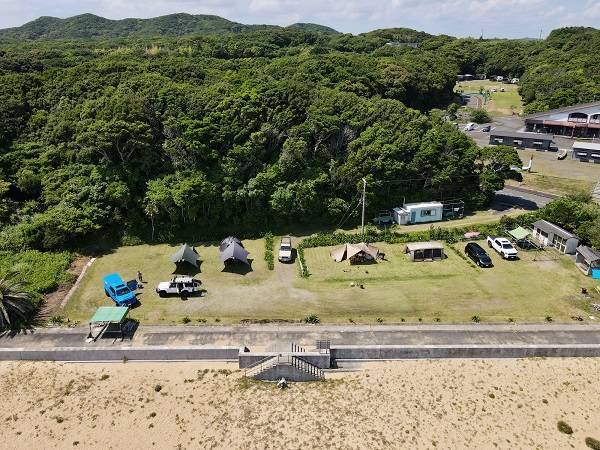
[1, 358, 599, 449]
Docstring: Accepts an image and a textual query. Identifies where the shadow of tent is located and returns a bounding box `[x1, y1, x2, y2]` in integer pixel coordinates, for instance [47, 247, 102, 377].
[221, 258, 253, 275]
[349, 258, 378, 266]
[172, 261, 202, 276]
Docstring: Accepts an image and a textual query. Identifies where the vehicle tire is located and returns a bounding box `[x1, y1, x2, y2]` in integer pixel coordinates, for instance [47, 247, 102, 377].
[104, 289, 110, 297]
[487, 241, 492, 248]
[180, 290, 189, 297]
[158, 290, 167, 298]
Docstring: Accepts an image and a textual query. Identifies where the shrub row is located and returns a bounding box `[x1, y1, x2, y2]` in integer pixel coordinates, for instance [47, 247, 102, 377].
[264, 232, 274, 271]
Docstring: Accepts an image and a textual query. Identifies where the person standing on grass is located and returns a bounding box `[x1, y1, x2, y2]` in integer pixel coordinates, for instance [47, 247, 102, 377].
[137, 271, 143, 284]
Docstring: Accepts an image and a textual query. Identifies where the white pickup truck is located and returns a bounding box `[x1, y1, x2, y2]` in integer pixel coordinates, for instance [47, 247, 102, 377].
[486, 236, 518, 260]
[156, 276, 202, 297]
[278, 236, 293, 263]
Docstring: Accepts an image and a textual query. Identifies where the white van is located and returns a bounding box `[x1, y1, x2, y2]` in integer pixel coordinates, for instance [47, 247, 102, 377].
[463, 123, 476, 131]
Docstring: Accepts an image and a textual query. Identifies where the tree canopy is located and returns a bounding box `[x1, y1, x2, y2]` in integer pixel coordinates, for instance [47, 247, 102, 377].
[1, 23, 597, 250]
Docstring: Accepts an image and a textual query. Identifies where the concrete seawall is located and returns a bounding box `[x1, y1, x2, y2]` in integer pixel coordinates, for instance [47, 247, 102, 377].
[0, 346, 240, 362]
[331, 344, 600, 361]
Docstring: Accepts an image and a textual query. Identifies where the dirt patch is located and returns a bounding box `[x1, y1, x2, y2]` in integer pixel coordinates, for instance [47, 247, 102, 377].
[41, 255, 91, 317]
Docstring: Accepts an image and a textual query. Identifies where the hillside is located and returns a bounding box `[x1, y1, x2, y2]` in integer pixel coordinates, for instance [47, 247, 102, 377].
[0, 13, 339, 40]
[0, 25, 599, 253]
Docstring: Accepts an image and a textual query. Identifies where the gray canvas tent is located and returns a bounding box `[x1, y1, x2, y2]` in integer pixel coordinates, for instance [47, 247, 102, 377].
[171, 243, 199, 267]
[330, 243, 379, 263]
[219, 237, 250, 265]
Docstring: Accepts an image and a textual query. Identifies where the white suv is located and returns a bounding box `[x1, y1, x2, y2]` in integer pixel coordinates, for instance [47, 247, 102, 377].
[156, 276, 202, 297]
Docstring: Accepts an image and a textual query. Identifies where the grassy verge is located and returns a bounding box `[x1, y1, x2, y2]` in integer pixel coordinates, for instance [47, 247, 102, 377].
[264, 233, 274, 271]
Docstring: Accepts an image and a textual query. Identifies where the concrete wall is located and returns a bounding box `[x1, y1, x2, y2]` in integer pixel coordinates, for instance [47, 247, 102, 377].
[239, 352, 330, 369]
[0, 346, 240, 362]
[254, 364, 321, 382]
[331, 345, 600, 360]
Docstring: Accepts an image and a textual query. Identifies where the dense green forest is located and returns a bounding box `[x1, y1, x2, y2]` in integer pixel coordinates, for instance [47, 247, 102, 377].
[0, 18, 598, 251]
[0, 13, 339, 40]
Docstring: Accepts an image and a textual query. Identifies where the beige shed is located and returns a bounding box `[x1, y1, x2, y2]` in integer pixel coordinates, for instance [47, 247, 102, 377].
[405, 241, 445, 262]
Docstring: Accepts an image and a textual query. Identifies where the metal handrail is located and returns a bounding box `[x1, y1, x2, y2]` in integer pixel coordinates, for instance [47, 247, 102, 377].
[244, 356, 276, 377]
[245, 355, 274, 370]
[245, 354, 324, 379]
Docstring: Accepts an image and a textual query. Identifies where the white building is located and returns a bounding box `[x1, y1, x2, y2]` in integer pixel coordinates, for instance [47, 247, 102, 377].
[393, 202, 444, 225]
[532, 220, 579, 254]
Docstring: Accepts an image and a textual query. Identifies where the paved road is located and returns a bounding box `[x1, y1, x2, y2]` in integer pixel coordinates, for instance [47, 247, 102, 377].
[493, 186, 555, 210]
[2, 324, 600, 351]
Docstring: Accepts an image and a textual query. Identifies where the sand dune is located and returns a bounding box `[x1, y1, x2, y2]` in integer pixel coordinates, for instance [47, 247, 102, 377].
[1, 358, 599, 449]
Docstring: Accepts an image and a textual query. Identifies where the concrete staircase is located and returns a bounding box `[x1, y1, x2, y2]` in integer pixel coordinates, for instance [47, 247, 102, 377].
[244, 354, 325, 382]
[592, 179, 600, 205]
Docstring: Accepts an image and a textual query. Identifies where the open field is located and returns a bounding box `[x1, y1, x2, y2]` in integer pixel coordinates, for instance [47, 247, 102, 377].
[301, 240, 593, 323]
[506, 148, 599, 196]
[1, 358, 600, 449]
[64, 238, 596, 324]
[456, 80, 523, 116]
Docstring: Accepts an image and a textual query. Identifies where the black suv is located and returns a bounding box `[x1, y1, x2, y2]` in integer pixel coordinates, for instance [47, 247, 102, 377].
[465, 242, 493, 267]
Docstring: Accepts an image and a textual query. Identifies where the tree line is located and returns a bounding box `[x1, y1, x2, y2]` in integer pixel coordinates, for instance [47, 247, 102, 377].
[2, 26, 598, 250]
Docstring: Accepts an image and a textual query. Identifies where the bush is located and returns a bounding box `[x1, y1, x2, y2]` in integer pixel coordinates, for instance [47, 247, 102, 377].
[304, 314, 320, 324]
[264, 232, 274, 271]
[557, 421, 573, 435]
[586, 437, 600, 450]
[181, 316, 191, 324]
[0, 250, 72, 294]
[154, 384, 162, 392]
[545, 315, 553, 322]
[297, 246, 309, 278]
[469, 108, 492, 124]
[471, 315, 481, 323]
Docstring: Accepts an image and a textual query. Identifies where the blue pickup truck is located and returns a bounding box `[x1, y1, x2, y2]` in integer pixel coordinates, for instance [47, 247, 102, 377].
[103, 273, 136, 306]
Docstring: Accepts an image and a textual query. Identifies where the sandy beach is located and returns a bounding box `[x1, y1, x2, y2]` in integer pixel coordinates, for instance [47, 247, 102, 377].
[1, 358, 599, 449]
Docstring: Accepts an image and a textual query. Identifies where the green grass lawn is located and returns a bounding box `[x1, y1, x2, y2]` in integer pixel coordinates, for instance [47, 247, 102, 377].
[456, 80, 523, 116]
[63, 238, 597, 325]
[506, 149, 599, 196]
[299, 241, 593, 323]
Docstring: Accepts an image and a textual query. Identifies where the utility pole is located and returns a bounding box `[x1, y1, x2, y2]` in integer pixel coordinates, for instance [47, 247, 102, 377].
[361, 178, 367, 238]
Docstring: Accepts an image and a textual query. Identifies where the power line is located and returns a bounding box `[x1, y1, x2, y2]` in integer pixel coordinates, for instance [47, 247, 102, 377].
[335, 192, 362, 230]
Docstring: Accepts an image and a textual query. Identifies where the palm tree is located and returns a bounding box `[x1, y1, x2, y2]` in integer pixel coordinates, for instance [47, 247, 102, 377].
[0, 271, 35, 330]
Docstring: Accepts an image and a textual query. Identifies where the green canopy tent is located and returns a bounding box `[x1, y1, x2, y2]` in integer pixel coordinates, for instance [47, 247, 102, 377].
[88, 306, 129, 342]
[508, 226, 530, 241]
[508, 226, 538, 249]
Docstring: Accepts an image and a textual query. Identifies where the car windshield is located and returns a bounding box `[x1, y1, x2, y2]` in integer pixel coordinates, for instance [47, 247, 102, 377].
[502, 243, 514, 249]
[116, 287, 130, 296]
[281, 244, 291, 249]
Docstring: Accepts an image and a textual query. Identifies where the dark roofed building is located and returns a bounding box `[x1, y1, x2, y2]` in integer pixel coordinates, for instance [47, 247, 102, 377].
[525, 101, 600, 139]
[488, 131, 554, 150]
[575, 245, 600, 276]
[572, 141, 600, 163]
[532, 220, 579, 254]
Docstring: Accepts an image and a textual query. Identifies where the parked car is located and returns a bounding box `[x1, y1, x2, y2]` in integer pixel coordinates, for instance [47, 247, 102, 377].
[103, 273, 136, 306]
[373, 210, 394, 226]
[278, 236, 293, 263]
[481, 125, 491, 132]
[156, 276, 202, 297]
[486, 236, 518, 260]
[463, 123, 476, 131]
[465, 242, 493, 267]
